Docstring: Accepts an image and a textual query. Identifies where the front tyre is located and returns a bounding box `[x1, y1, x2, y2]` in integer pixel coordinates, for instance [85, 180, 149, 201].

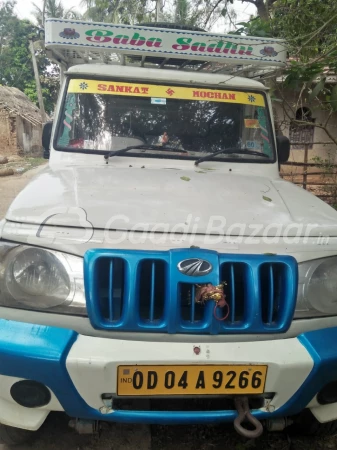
[291, 410, 337, 437]
[0, 424, 38, 446]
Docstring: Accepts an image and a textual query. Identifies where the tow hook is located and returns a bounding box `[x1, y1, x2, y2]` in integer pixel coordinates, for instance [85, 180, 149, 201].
[234, 396, 263, 438]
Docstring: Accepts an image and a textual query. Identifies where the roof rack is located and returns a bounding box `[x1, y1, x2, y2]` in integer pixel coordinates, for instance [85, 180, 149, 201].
[45, 19, 287, 80]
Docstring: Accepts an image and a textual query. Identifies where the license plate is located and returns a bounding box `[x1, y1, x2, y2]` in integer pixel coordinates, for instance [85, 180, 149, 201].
[117, 365, 267, 396]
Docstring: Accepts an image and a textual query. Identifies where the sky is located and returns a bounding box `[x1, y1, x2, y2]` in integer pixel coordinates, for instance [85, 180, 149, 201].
[13, 0, 256, 31]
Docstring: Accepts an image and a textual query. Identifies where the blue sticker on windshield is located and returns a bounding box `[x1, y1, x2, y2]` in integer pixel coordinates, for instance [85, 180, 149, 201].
[246, 140, 260, 150]
[151, 98, 166, 105]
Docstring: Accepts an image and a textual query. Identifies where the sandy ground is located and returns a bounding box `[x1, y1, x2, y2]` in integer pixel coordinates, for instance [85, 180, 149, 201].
[0, 165, 47, 219]
[1, 165, 337, 449]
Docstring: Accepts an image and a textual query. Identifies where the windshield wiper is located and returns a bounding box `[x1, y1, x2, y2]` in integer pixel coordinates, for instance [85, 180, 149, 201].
[194, 147, 270, 166]
[104, 144, 188, 163]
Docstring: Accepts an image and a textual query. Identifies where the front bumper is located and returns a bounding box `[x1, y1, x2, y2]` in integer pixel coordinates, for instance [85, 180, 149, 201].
[0, 319, 337, 430]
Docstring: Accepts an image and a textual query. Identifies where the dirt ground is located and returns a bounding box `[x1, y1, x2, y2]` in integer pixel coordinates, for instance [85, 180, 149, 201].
[0, 157, 46, 219]
[1, 162, 337, 449]
[281, 167, 337, 207]
[1, 415, 337, 450]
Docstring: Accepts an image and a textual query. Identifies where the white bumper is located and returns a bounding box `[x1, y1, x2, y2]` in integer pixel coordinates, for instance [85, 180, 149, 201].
[66, 335, 313, 412]
[3, 333, 337, 431]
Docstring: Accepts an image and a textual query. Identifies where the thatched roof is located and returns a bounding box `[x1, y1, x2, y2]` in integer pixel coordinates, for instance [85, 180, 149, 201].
[0, 86, 43, 125]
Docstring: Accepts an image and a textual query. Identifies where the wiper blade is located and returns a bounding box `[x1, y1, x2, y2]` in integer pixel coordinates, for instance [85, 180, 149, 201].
[194, 147, 270, 166]
[104, 144, 188, 164]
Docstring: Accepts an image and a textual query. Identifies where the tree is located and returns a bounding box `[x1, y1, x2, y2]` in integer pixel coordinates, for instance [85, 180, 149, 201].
[160, 0, 238, 30]
[174, 0, 188, 23]
[0, 0, 58, 114]
[235, 0, 277, 21]
[81, 0, 235, 30]
[0, 2, 37, 91]
[171, 0, 228, 29]
[32, 0, 81, 27]
[24, 71, 59, 116]
[83, 0, 151, 24]
[232, 0, 337, 146]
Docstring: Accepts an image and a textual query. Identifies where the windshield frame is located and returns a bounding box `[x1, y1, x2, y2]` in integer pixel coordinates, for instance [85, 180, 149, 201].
[53, 75, 277, 165]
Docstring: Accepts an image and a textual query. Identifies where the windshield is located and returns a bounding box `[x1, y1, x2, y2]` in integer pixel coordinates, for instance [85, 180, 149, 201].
[55, 78, 275, 162]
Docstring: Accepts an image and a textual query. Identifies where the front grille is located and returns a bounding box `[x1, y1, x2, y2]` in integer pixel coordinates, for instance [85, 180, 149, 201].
[85, 250, 298, 334]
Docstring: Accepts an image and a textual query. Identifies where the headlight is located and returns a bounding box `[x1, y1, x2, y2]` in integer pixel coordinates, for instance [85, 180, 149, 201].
[0, 243, 86, 315]
[296, 256, 337, 318]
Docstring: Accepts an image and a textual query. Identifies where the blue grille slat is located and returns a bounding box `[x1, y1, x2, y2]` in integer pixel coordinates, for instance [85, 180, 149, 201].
[229, 263, 235, 323]
[122, 259, 141, 329]
[248, 264, 264, 330]
[149, 262, 156, 322]
[268, 265, 274, 324]
[84, 249, 298, 335]
[166, 264, 178, 334]
[108, 260, 114, 321]
[190, 285, 195, 323]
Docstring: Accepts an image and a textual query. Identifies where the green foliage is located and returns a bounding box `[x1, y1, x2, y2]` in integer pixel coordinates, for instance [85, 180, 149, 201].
[175, 0, 189, 24]
[82, 0, 232, 30]
[312, 155, 337, 206]
[83, 0, 150, 24]
[274, 0, 337, 103]
[32, 0, 81, 27]
[0, 0, 59, 114]
[230, 17, 272, 37]
[272, 0, 337, 60]
[168, 0, 229, 29]
[0, 5, 35, 91]
[283, 64, 324, 90]
[24, 75, 59, 116]
[330, 85, 337, 112]
[309, 77, 326, 102]
[233, 0, 337, 128]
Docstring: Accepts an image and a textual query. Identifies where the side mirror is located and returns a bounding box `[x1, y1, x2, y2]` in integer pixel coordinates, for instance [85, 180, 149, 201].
[276, 136, 290, 163]
[42, 121, 53, 159]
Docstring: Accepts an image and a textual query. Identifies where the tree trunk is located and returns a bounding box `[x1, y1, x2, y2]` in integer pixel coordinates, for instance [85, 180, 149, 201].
[255, 0, 269, 21]
[42, 0, 46, 26]
[156, 0, 164, 21]
[29, 40, 47, 123]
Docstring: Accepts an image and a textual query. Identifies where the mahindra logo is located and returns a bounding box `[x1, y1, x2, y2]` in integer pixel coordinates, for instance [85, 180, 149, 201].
[177, 258, 212, 276]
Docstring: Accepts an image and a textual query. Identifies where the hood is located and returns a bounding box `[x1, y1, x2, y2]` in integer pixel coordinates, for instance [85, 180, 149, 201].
[5, 165, 337, 237]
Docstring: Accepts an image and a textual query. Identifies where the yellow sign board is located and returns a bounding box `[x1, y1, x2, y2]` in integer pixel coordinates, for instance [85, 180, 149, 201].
[68, 79, 265, 107]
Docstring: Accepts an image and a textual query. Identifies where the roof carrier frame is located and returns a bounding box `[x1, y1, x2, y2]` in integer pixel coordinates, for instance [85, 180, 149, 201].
[45, 19, 287, 80]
